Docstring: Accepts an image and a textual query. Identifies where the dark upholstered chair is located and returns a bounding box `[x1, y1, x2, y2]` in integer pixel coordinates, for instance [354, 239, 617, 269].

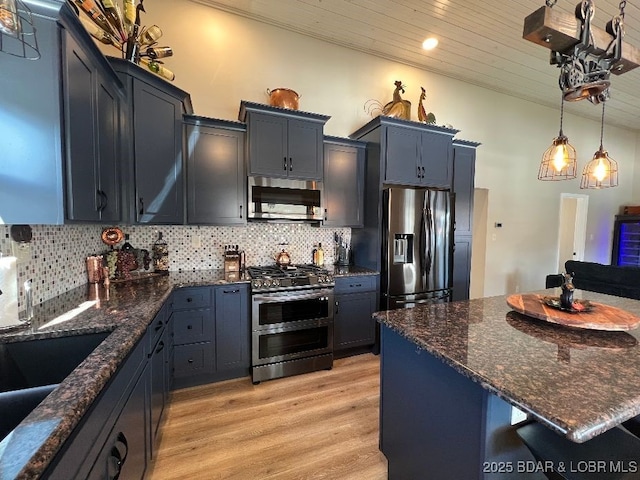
[545, 274, 564, 289]
[517, 421, 640, 480]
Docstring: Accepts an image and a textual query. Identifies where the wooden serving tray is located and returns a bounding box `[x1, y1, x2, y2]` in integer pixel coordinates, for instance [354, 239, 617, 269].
[506, 294, 640, 331]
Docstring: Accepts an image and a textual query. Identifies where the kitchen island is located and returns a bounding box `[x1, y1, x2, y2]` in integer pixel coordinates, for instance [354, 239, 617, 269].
[375, 290, 640, 479]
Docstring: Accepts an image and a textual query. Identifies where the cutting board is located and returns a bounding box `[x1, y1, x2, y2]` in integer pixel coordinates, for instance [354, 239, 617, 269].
[506, 293, 640, 331]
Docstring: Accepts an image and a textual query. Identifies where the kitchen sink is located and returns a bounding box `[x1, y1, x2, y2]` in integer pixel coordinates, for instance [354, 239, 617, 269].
[0, 332, 110, 441]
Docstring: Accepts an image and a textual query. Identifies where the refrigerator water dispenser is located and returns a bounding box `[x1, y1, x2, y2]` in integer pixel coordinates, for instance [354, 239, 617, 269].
[393, 234, 413, 264]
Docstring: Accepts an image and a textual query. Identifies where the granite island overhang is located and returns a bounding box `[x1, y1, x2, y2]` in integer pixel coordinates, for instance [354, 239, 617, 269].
[374, 290, 640, 479]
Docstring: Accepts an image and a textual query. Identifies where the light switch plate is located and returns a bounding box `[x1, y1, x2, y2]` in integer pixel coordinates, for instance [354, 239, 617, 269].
[11, 241, 31, 264]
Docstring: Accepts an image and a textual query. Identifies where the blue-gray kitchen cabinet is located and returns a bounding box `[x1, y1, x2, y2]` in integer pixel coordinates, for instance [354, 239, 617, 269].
[171, 284, 250, 389]
[184, 116, 247, 225]
[323, 137, 366, 228]
[63, 28, 123, 223]
[0, 1, 122, 224]
[109, 57, 193, 225]
[214, 284, 251, 379]
[334, 275, 379, 353]
[239, 101, 329, 180]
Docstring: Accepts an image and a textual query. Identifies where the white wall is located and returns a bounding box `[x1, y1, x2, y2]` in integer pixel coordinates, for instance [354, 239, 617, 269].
[116, 0, 639, 296]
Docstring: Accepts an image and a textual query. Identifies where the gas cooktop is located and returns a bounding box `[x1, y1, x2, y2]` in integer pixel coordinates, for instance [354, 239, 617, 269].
[248, 264, 334, 292]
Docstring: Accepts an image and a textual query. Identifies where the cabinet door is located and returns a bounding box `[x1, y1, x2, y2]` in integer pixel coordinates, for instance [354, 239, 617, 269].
[384, 126, 421, 186]
[64, 33, 99, 221]
[87, 366, 147, 480]
[453, 144, 476, 235]
[452, 235, 472, 301]
[248, 112, 288, 177]
[420, 130, 452, 188]
[148, 329, 168, 458]
[287, 118, 323, 180]
[186, 124, 246, 225]
[133, 79, 184, 224]
[334, 291, 377, 349]
[214, 285, 250, 373]
[323, 142, 364, 227]
[95, 75, 121, 222]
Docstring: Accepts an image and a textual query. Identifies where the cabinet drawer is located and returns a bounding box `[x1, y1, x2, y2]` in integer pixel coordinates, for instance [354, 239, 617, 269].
[173, 343, 213, 378]
[173, 309, 213, 345]
[172, 287, 211, 310]
[334, 275, 376, 294]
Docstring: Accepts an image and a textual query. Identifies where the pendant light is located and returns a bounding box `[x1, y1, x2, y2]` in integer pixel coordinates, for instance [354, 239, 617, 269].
[538, 95, 577, 181]
[580, 103, 618, 189]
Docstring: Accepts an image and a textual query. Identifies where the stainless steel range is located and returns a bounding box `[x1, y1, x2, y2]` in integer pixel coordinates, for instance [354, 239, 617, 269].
[248, 264, 335, 383]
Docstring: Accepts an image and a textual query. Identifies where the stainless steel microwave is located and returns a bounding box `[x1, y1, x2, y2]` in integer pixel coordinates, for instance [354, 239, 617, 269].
[248, 177, 323, 222]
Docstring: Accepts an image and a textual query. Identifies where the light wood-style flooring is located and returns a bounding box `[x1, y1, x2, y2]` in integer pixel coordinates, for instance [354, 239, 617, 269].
[146, 354, 387, 480]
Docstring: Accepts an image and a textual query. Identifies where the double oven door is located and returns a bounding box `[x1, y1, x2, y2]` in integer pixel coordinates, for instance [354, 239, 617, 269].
[251, 287, 334, 367]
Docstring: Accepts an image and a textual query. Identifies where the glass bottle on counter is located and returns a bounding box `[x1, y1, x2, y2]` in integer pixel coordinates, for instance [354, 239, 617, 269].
[153, 232, 169, 273]
[315, 243, 324, 266]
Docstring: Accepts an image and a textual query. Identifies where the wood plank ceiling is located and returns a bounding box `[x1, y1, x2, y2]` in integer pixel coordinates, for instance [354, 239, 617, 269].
[192, 0, 640, 131]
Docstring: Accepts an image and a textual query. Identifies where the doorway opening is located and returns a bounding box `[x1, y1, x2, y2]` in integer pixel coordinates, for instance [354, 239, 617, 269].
[557, 193, 589, 273]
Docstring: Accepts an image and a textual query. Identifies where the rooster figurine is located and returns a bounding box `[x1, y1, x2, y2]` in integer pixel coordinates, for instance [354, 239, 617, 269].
[382, 81, 411, 120]
[417, 87, 436, 124]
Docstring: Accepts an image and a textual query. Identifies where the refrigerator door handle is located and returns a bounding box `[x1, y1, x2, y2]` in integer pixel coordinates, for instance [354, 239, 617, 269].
[424, 197, 433, 278]
[419, 201, 427, 275]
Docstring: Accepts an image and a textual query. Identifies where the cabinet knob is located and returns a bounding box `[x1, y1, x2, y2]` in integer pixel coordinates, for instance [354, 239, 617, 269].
[187, 297, 193, 302]
[187, 325, 193, 330]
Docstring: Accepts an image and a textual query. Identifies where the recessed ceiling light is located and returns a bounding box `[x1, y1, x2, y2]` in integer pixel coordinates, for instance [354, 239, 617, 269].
[422, 37, 439, 51]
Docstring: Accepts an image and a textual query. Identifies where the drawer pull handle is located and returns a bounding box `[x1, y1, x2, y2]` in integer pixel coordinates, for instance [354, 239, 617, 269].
[187, 325, 193, 330]
[156, 341, 165, 354]
[223, 289, 240, 294]
[108, 432, 129, 480]
[187, 297, 193, 302]
[154, 320, 164, 332]
[351, 284, 362, 288]
[188, 358, 194, 364]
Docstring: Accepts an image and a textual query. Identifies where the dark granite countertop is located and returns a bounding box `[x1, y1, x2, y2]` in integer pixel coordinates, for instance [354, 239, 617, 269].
[0, 270, 249, 480]
[331, 265, 378, 277]
[374, 289, 640, 443]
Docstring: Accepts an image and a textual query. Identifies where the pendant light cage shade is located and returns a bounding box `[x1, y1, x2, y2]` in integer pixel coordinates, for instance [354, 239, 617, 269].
[538, 136, 578, 180]
[0, 0, 40, 60]
[580, 149, 619, 189]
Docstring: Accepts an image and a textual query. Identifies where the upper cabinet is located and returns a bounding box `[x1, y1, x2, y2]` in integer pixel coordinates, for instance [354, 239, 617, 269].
[323, 137, 366, 228]
[109, 57, 193, 225]
[184, 116, 247, 225]
[351, 116, 458, 189]
[452, 140, 480, 236]
[63, 32, 123, 223]
[0, 1, 123, 224]
[239, 101, 330, 180]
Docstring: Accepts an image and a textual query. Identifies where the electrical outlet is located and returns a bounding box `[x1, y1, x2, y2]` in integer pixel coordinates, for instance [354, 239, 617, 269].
[191, 236, 201, 248]
[11, 241, 31, 264]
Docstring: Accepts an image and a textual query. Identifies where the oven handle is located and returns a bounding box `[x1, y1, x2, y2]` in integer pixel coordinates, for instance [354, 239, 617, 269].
[252, 289, 334, 303]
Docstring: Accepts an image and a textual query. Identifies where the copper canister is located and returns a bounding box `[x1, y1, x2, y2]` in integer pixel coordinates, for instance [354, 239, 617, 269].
[86, 255, 103, 284]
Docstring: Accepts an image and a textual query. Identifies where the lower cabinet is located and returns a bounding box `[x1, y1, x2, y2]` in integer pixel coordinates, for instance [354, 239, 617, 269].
[171, 284, 250, 390]
[45, 306, 171, 479]
[334, 275, 379, 354]
[87, 365, 147, 480]
[452, 235, 472, 301]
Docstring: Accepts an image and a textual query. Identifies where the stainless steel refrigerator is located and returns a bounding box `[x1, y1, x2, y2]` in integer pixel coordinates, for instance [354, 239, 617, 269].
[382, 187, 453, 309]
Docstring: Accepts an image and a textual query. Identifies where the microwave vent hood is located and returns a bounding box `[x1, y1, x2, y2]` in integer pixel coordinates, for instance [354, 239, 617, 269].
[248, 177, 323, 222]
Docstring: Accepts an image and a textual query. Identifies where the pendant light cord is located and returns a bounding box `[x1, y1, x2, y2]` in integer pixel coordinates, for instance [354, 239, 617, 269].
[558, 94, 565, 137]
[599, 102, 606, 150]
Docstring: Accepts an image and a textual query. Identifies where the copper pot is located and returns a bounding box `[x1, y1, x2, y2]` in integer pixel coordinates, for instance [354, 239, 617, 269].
[267, 88, 300, 110]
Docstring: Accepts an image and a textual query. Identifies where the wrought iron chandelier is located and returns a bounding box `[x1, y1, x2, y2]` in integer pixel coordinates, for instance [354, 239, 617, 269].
[524, 0, 635, 188]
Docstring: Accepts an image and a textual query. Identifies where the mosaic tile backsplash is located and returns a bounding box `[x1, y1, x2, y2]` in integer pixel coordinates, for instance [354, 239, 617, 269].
[0, 224, 350, 312]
